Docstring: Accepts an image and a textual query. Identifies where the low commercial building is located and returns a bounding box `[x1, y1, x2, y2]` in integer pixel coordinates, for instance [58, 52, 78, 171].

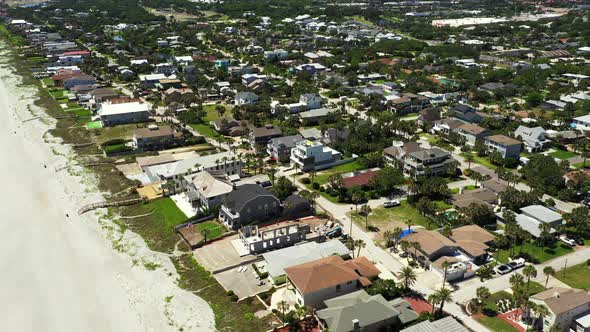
[290, 140, 343, 172]
[484, 134, 522, 159]
[496, 205, 562, 239]
[98, 101, 150, 127]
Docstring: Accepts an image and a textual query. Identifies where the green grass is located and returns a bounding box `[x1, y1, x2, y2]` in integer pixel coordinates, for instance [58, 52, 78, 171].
[475, 315, 518, 332]
[87, 121, 102, 129]
[495, 241, 573, 264]
[461, 152, 497, 170]
[93, 124, 141, 143]
[103, 143, 131, 154]
[351, 201, 437, 231]
[148, 198, 188, 229]
[434, 200, 453, 210]
[555, 263, 590, 290]
[475, 290, 519, 332]
[525, 281, 545, 296]
[573, 160, 590, 169]
[203, 104, 232, 122]
[312, 160, 365, 184]
[549, 150, 578, 160]
[49, 89, 69, 99]
[41, 78, 55, 87]
[464, 185, 478, 190]
[196, 221, 224, 240]
[191, 123, 221, 139]
[71, 108, 92, 117]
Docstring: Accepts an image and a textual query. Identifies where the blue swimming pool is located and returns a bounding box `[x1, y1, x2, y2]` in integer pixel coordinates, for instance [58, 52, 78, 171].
[400, 229, 414, 238]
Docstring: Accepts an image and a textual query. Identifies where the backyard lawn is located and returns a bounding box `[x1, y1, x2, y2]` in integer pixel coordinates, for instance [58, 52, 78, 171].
[555, 263, 590, 290]
[191, 123, 221, 139]
[148, 197, 188, 230]
[350, 201, 437, 232]
[196, 221, 224, 240]
[474, 290, 519, 332]
[475, 315, 518, 332]
[461, 152, 497, 170]
[549, 150, 578, 160]
[573, 160, 590, 169]
[92, 124, 143, 143]
[311, 160, 365, 184]
[49, 89, 69, 99]
[41, 78, 55, 87]
[495, 241, 573, 264]
[203, 104, 232, 122]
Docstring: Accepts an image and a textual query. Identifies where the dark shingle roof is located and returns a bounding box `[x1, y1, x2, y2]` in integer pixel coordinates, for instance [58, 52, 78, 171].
[224, 184, 277, 212]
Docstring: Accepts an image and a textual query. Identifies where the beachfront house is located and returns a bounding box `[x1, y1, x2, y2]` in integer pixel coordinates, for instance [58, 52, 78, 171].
[98, 101, 151, 127]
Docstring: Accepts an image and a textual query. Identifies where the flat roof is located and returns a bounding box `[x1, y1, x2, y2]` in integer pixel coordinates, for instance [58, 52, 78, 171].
[99, 102, 150, 116]
[262, 240, 350, 278]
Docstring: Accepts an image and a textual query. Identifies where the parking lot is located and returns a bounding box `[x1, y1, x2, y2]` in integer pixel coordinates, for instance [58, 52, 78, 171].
[214, 265, 273, 300]
[193, 234, 258, 273]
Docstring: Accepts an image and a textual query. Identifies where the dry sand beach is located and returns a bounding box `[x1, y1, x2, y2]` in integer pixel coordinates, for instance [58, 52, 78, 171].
[0, 46, 215, 331]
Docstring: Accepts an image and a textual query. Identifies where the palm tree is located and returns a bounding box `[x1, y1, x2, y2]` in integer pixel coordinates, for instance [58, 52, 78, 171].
[441, 260, 451, 287]
[360, 204, 372, 230]
[355, 239, 366, 258]
[383, 230, 393, 248]
[277, 300, 290, 323]
[400, 240, 411, 257]
[427, 293, 440, 317]
[352, 193, 363, 213]
[267, 166, 277, 185]
[200, 228, 210, 242]
[309, 169, 316, 184]
[411, 241, 422, 263]
[543, 266, 556, 289]
[535, 304, 550, 330]
[434, 287, 453, 315]
[400, 266, 417, 290]
[405, 218, 414, 233]
[476, 286, 491, 307]
[509, 273, 524, 289]
[523, 265, 537, 293]
[465, 154, 474, 170]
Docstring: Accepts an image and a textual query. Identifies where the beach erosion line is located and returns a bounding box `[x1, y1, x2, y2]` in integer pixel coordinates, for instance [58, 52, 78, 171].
[0, 45, 215, 332]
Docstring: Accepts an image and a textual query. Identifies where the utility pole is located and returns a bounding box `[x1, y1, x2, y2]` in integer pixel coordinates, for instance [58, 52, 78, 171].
[563, 259, 568, 279]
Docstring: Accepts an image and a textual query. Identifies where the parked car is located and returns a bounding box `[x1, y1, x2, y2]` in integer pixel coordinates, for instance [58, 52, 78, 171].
[495, 264, 512, 275]
[507, 258, 526, 270]
[559, 235, 576, 247]
[384, 199, 401, 208]
[569, 235, 585, 246]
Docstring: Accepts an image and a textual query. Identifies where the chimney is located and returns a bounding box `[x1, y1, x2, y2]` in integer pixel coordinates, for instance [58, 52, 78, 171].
[352, 319, 360, 332]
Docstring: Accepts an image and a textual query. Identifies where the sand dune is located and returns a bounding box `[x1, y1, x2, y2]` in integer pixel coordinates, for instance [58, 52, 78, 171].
[0, 47, 215, 332]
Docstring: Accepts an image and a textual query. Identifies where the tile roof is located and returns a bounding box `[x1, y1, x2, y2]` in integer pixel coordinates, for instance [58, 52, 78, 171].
[402, 230, 457, 257]
[284, 256, 380, 294]
[532, 288, 590, 315]
[342, 170, 379, 188]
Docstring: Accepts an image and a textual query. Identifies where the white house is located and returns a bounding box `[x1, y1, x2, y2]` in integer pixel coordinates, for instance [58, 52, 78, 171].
[573, 115, 590, 133]
[530, 287, 590, 332]
[290, 140, 343, 172]
[235, 92, 259, 106]
[98, 102, 151, 127]
[514, 126, 548, 152]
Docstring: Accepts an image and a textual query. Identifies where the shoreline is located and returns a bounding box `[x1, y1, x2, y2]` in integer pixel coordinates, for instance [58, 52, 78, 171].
[0, 42, 215, 332]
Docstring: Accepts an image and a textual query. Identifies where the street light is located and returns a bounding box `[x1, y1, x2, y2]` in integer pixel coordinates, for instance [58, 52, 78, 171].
[349, 206, 353, 238]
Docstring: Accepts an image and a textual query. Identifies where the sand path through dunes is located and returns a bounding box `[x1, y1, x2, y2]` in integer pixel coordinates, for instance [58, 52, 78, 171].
[0, 49, 214, 332]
